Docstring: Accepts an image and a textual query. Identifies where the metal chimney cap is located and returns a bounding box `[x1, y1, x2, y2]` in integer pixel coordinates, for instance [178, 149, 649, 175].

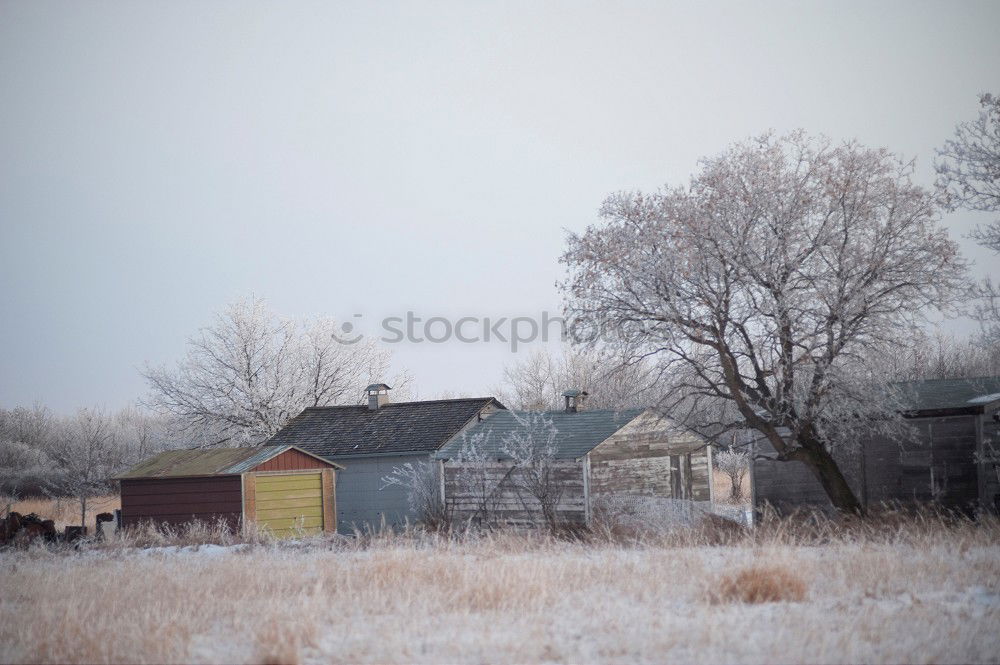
[561, 389, 588, 398]
[365, 383, 392, 393]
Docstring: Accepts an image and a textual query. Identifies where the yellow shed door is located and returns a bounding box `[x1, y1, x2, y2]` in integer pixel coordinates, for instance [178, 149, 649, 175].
[255, 472, 325, 537]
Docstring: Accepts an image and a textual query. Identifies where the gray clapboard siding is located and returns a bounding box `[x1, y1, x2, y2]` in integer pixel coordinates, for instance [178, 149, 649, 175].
[335, 453, 430, 533]
[443, 460, 586, 525]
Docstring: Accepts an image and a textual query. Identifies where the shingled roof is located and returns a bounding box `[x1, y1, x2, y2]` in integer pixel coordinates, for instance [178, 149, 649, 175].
[265, 397, 503, 459]
[898, 376, 1000, 413]
[434, 408, 646, 461]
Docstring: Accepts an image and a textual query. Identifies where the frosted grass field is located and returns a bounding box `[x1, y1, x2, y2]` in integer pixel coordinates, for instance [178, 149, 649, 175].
[1, 517, 998, 664]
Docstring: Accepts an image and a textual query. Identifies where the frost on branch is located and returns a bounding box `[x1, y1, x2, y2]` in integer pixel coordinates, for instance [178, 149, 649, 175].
[380, 460, 449, 530]
[498, 411, 563, 532]
[494, 346, 660, 410]
[714, 445, 750, 503]
[936, 92, 1000, 345]
[143, 296, 409, 446]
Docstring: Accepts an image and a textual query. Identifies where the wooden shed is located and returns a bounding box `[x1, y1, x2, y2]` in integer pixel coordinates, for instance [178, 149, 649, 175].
[117, 445, 343, 537]
[434, 402, 712, 527]
[751, 377, 1000, 515]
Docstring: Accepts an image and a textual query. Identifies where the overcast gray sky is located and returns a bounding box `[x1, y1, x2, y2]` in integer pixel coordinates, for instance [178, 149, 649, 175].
[1, 0, 998, 412]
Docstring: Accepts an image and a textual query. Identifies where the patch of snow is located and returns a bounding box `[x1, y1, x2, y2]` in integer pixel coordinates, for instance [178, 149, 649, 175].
[138, 543, 248, 557]
[968, 393, 1000, 404]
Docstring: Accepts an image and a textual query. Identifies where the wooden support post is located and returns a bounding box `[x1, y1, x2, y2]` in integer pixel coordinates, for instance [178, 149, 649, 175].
[243, 473, 257, 524]
[321, 468, 336, 533]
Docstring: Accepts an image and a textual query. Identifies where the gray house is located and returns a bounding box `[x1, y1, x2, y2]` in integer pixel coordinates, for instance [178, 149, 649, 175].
[266, 384, 503, 533]
[752, 376, 1000, 514]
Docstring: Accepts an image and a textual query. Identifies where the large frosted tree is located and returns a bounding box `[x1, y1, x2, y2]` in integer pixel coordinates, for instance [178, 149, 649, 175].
[561, 132, 968, 514]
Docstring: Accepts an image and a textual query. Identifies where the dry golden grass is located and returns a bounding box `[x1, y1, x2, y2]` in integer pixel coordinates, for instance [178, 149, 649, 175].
[8, 495, 120, 529]
[713, 564, 808, 604]
[1, 513, 998, 665]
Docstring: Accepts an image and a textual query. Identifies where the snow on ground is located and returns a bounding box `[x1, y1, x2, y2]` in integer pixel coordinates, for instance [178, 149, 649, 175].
[1, 533, 998, 664]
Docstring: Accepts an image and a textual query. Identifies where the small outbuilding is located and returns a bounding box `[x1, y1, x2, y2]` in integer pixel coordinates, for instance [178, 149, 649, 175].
[117, 445, 343, 537]
[751, 376, 1000, 514]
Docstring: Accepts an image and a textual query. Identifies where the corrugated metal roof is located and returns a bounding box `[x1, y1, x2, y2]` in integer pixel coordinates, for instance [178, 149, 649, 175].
[434, 408, 646, 460]
[898, 376, 1000, 412]
[117, 445, 339, 479]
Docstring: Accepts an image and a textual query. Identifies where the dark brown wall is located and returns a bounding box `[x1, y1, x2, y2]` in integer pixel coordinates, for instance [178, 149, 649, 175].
[252, 448, 330, 472]
[120, 476, 243, 529]
[863, 416, 978, 509]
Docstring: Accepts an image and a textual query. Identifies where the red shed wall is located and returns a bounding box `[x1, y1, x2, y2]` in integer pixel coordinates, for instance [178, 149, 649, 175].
[252, 448, 331, 472]
[120, 476, 243, 529]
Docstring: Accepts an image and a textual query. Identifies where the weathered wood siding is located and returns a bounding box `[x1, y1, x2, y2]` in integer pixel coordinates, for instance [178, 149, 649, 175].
[752, 414, 982, 513]
[120, 476, 243, 529]
[443, 460, 586, 526]
[588, 413, 711, 502]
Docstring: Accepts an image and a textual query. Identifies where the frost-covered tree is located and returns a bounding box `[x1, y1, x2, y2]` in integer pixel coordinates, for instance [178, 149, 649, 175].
[45, 408, 123, 528]
[936, 92, 1000, 243]
[143, 296, 409, 446]
[0, 403, 183, 523]
[114, 406, 181, 465]
[876, 329, 1000, 381]
[451, 426, 503, 528]
[0, 406, 59, 508]
[936, 92, 1000, 344]
[715, 446, 750, 503]
[380, 460, 449, 530]
[499, 411, 563, 532]
[493, 346, 659, 410]
[561, 132, 968, 514]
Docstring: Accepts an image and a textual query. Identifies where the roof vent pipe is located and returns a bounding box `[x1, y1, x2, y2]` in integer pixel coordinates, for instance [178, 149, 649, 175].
[365, 383, 392, 411]
[562, 389, 588, 413]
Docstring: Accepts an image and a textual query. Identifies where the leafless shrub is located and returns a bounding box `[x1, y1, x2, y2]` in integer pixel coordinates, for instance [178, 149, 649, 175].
[498, 411, 563, 533]
[451, 427, 504, 528]
[381, 460, 450, 531]
[714, 447, 750, 503]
